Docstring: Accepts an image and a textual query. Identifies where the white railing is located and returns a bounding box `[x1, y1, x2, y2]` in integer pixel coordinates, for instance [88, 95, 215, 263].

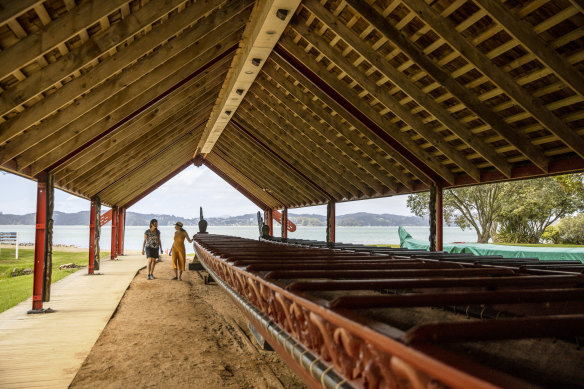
[0, 232, 18, 259]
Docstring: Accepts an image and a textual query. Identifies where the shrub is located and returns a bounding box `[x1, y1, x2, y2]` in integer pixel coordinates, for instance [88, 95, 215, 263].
[542, 225, 561, 244]
[556, 214, 584, 245]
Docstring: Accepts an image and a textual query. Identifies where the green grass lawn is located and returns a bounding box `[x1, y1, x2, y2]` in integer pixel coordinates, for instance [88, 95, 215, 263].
[0, 248, 109, 313]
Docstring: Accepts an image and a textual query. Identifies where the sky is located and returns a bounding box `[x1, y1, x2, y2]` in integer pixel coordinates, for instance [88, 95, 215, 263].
[0, 166, 414, 217]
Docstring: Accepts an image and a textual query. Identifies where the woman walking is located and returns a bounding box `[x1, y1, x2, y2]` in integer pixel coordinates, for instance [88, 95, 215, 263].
[172, 222, 192, 280]
[142, 219, 163, 280]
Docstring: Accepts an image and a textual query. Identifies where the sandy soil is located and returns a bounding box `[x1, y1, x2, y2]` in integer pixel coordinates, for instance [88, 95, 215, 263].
[70, 256, 307, 389]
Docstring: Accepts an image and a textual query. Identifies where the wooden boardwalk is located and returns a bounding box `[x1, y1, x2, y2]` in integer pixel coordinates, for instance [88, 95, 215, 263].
[0, 255, 145, 389]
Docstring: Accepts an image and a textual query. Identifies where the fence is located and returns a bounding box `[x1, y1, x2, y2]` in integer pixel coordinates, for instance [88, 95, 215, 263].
[0, 232, 18, 259]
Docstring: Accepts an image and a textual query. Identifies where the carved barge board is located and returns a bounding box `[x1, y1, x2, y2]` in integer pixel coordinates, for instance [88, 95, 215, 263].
[194, 234, 584, 389]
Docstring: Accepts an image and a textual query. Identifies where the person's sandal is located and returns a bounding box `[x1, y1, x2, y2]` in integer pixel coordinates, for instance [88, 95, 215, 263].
[171, 277, 178, 280]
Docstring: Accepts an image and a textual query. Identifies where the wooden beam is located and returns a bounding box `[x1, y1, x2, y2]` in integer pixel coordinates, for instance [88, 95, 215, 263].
[268, 54, 433, 186]
[230, 119, 334, 200]
[245, 91, 374, 196]
[205, 154, 281, 208]
[339, 0, 549, 173]
[54, 74, 223, 183]
[260, 66, 415, 189]
[255, 75, 398, 194]
[233, 111, 350, 199]
[0, 0, 244, 141]
[291, 21, 485, 181]
[474, 0, 584, 99]
[326, 199, 335, 243]
[0, 0, 131, 82]
[276, 38, 456, 184]
[197, 0, 302, 154]
[0, 4, 250, 159]
[0, 1, 43, 23]
[403, 0, 584, 160]
[24, 38, 239, 176]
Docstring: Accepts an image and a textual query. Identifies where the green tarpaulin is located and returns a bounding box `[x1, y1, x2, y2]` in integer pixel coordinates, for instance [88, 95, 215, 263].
[398, 227, 584, 263]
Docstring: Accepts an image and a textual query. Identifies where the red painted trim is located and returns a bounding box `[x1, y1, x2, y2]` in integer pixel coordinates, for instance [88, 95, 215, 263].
[99, 209, 113, 226]
[88, 199, 96, 275]
[274, 45, 442, 183]
[46, 44, 238, 173]
[327, 200, 335, 243]
[436, 186, 443, 252]
[122, 161, 193, 209]
[268, 209, 273, 236]
[453, 156, 584, 187]
[32, 174, 47, 310]
[272, 209, 296, 232]
[204, 159, 270, 210]
[110, 207, 117, 260]
[230, 119, 333, 200]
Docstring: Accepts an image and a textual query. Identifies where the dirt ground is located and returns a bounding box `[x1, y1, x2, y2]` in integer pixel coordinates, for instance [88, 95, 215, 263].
[70, 256, 307, 389]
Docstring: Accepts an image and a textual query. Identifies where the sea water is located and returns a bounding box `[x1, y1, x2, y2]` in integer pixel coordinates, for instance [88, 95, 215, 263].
[0, 225, 478, 253]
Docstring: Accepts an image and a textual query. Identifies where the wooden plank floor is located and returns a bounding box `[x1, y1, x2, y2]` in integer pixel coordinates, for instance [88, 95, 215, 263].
[0, 255, 145, 389]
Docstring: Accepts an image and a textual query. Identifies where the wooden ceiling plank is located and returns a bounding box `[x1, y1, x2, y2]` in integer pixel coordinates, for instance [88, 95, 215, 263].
[278, 37, 456, 184]
[0, 0, 131, 82]
[66, 100, 215, 190]
[54, 75, 223, 182]
[213, 144, 294, 204]
[223, 126, 325, 202]
[403, 0, 584, 160]
[475, 0, 584, 99]
[269, 53, 433, 186]
[7, 19, 27, 39]
[217, 133, 316, 204]
[246, 90, 375, 196]
[304, 0, 512, 178]
[234, 111, 350, 200]
[0, 0, 245, 130]
[197, 0, 302, 155]
[97, 137, 200, 203]
[341, 0, 549, 174]
[205, 153, 281, 207]
[0, 2, 249, 152]
[261, 66, 415, 189]
[229, 119, 335, 200]
[80, 120, 209, 194]
[0, 0, 194, 120]
[203, 158, 274, 210]
[21, 60, 228, 175]
[291, 21, 484, 181]
[255, 75, 397, 194]
[17, 36, 239, 176]
[0, 1, 44, 24]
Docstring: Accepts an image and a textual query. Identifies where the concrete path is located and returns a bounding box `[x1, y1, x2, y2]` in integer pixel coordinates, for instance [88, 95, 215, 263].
[0, 255, 145, 388]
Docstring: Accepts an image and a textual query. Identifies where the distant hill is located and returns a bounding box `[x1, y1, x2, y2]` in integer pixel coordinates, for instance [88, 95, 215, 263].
[0, 211, 426, 227]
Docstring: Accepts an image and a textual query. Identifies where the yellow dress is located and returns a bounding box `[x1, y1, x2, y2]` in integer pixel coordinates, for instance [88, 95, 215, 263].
[171, 231, 187, 271]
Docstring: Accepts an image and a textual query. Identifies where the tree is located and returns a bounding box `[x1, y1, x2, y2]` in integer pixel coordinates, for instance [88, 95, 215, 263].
[407, 183, 506, 243]
[497, 176, 583, 243]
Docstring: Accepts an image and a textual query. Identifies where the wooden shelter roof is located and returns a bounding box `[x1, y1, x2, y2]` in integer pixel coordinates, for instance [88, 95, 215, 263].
[1, 0, 584, 209]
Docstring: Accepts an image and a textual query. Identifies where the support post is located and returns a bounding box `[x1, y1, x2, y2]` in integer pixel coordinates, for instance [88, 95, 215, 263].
[436, 185, 444, 252]
[429, 185, 441, 252]
[31, 173, 47, 311]
[281, 207, 288, 239]
[88, 199, 96, 274]
[267, 209, 273, 237]
[42, 173, 54, 302]
[326, 200, 335, 243]
[110, 206, 117, 260]
[117, 207, 125, 256]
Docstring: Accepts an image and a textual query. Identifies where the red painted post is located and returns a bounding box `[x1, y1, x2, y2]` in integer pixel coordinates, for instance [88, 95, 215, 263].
[32, 175, 47, 311]
[436, 185, 444, 252]
[88, 199, 96, 274]
[327, 200, 336, 243]
[117, 207, 125, 256]
[110, 207, 117, 260]
[282, 207, 288, 239]
[268, 209, 273, 237]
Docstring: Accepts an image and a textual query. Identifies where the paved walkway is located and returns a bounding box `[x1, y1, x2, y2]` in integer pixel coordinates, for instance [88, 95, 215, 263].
[0, 255, 145, 388]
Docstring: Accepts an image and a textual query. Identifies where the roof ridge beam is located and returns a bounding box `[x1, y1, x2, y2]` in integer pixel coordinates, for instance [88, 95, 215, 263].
[197, 0, 302, 155]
